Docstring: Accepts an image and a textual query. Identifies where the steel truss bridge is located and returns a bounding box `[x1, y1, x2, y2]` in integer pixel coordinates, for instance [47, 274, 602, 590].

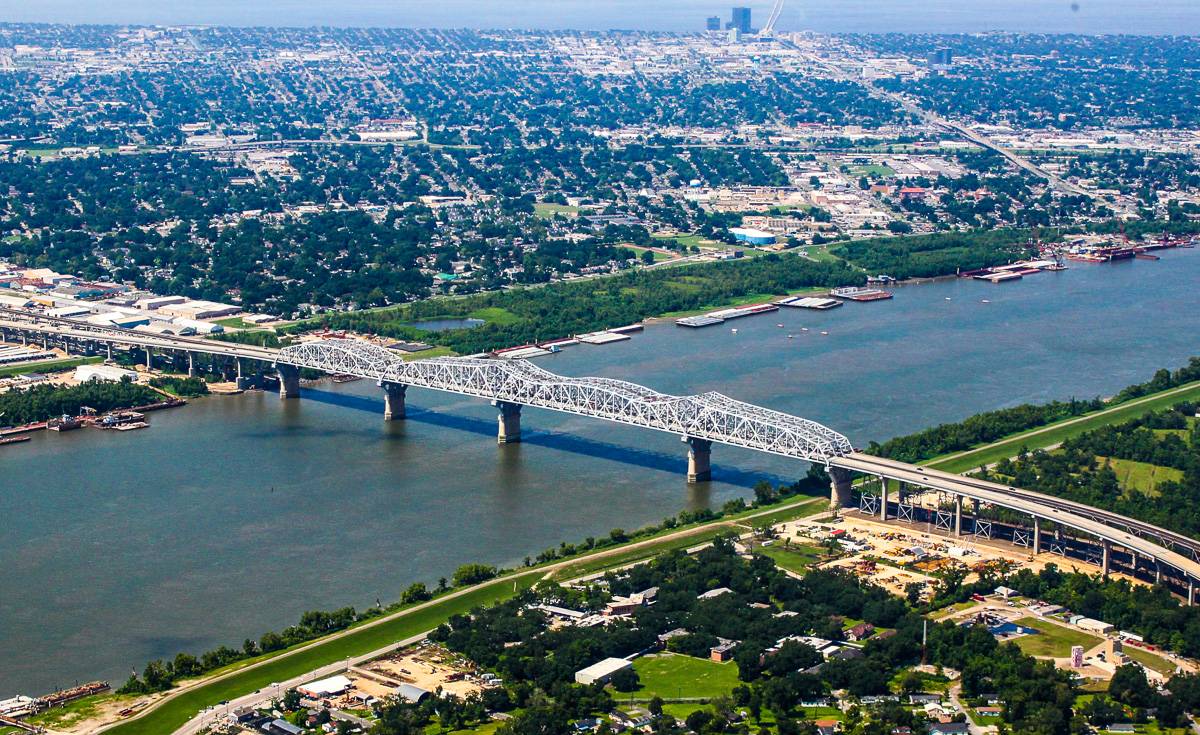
[277, 339, 855, 464]
[2, 311, 1198, 600]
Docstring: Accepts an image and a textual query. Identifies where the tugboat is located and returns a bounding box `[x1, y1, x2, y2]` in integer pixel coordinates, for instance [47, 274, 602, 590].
[48, 414, 83, 432]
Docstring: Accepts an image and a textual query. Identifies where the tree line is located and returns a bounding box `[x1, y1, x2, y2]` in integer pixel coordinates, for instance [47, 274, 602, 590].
[0, 378, 160, 425]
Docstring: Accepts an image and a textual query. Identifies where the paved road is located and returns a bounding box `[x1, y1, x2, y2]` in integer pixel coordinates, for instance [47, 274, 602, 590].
[948, 685, 986, 735]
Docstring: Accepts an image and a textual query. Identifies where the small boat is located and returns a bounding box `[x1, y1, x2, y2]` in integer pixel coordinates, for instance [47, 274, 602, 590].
[777, 324, 784, 328]
[945, 297, 952, 301]
[548, 344, 561, 353]
[787, 335, 793, 339]
[48, 415, 83, 432]
[801, 327, 808, 332]
[731, 328, 738, 333]
[982, 300, 990, 303]
[821, 331, 829, 335]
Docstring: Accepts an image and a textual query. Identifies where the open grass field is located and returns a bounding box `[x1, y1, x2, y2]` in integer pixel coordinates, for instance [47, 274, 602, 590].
[1012, 618, 1103, 658]
[0, 355, 101, 378]
[400, 346, 457, 360]
[654, 233, 714, 249]
[1122, 646, 1174, 675]
[625, 245, 679, 263]
[533, 203, 581, 217]
[212, 317, 253, 329]
[422, 716, 505, 735]
[754, 544, 826, 576]
[926, 381, 1200, 474]
[849, 165, 896, 177]
[1095, 456, 1182, 495]
[467, 307, 521, 326]
[800, 245, 841, 263]
[632, 653, 740, 700]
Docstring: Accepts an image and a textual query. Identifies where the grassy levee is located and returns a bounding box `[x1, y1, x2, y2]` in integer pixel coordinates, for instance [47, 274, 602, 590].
[103, 576, 538, 735]
[101, 496, 830, 735]
[924, 381, 1200, 474]
[546, 497, 827, 581]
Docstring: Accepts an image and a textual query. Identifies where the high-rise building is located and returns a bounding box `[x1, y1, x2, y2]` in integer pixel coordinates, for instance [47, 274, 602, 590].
[731, 7, 752, 34]
[706, 16, 722, 31]
[927, 48, 953, 66]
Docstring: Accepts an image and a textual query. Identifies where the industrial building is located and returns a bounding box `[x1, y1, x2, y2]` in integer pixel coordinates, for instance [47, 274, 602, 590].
[729, 227, 777, 245]
[574, 657, 632, 685]
[298, 674, 351, 699]
[74, 364, 138, 383]
[158, 300, 241, 320]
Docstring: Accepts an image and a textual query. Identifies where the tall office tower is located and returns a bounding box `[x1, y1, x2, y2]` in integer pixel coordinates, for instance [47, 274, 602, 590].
[732, 7, 752, 33]
[706, 16, 722, 30]
[927, 47, 953, 65]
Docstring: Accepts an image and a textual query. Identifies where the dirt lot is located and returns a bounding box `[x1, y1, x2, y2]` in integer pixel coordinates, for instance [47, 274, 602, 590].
[784, 512, 1110, 595]
[359, 642, 484, 699]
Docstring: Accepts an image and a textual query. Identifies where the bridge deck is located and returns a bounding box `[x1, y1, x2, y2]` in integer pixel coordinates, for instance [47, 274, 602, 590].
[835, 453, 1200, 581]
[3, 312, 1196, 584]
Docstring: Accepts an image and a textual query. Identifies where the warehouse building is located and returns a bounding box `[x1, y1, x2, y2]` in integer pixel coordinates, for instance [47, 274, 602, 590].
[574, 657, 632, 685]
[74, 364, 138, 383]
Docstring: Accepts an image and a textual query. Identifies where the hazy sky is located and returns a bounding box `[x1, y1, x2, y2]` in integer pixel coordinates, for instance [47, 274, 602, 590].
[0, 0, 1195, 34]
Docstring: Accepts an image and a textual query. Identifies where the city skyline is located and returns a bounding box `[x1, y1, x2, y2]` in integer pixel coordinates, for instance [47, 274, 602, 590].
[0, 0, 1197, 34]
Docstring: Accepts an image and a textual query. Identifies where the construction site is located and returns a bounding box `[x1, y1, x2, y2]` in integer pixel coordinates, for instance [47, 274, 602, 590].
[782, 508, 1112, 601]
[341, 642, 488, 704]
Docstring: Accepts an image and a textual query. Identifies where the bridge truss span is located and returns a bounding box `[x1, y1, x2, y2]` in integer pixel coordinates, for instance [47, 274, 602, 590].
[277, 339, 854, 463]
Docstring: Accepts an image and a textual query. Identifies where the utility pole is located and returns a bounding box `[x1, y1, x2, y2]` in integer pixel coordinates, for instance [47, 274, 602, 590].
[922, 618, 928, 665]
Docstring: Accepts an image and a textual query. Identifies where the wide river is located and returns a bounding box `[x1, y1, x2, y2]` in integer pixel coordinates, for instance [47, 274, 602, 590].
[5, 251, 1200, 695]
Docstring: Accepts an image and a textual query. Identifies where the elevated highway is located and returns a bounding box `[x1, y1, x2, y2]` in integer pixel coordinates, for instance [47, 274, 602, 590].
[1, 314, 1196, 599]
[831, 453, 1200, 600]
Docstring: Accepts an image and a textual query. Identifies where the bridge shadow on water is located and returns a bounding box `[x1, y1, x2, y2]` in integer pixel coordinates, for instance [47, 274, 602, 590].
[299, 387, 796, 490]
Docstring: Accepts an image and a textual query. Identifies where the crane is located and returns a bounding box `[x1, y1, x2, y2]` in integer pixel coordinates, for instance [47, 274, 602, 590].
[762, 0, 787, 34]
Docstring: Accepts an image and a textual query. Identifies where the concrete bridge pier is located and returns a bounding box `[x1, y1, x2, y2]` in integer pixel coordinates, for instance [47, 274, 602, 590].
[381, 381, 407, 421]
[188, 352, 198, 378]
[145, 347, 153, 370]
[1101, 539, 1111, 576]
[106, 342, 113, 360]
[954, 495, 964, 536]
[683, 436, 712, 483]
[829, 466, 853, 510]
[493, 400, 522, 443]
[236, 358, 252, 390]
[879, 478, 889, 520]
[1155, 561, 1162, 584]
[1190, 578, 1196, 606]
[1032, 520, 1041, 554]
[276, 363, 301, 399]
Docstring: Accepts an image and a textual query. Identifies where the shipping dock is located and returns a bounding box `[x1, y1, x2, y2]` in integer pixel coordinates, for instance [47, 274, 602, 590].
[830, 287, 894, 302]
[778, 296, 843, 310]
[675, 302, 779, 328]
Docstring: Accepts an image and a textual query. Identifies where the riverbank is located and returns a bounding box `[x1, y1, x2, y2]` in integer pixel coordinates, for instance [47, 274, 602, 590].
[7, 249, 1200, 699]
[83, 497, 830, 735]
